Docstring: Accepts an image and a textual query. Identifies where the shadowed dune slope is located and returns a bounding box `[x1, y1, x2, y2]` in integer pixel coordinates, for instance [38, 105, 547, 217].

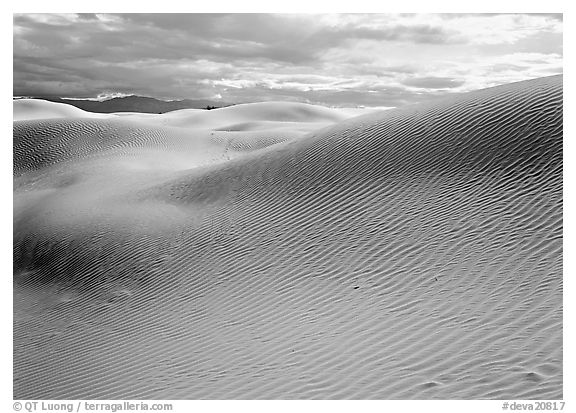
[13, 75, 562, 399]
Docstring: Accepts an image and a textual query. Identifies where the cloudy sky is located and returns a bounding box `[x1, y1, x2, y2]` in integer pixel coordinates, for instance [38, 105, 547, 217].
[13, 13, 562, 107]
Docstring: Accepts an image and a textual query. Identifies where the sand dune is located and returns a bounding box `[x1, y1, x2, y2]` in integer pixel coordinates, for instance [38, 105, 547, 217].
[13, 99, 109, 121]
[13, 75, 562, 399]
[110, 101, 379, 133]
[14, 99, 374, 133]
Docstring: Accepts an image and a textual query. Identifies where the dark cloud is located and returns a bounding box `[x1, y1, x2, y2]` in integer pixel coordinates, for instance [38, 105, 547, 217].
[214, 81, 457, 108]
[13, 13, 563, 106]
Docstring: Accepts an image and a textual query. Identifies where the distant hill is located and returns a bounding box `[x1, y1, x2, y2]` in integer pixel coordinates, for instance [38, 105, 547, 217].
[15, 96, 231, 114]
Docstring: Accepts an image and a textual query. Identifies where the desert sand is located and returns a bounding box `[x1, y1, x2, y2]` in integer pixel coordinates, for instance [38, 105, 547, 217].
[13, 99, 110, 121]
[13, 75, 562, 399]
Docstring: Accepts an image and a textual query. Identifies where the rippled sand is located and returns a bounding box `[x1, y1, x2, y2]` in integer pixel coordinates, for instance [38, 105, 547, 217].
[13, 75, 562, 399]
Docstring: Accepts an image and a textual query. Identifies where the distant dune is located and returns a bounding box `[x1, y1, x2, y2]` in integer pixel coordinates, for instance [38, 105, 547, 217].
[13, 76, 562, 399]
[14, 99, 373, 133]
[13, 99, 107, 121]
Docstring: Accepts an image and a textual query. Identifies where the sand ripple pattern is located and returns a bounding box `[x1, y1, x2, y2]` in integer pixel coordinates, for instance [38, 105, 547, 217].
[13, 76, 562, 399]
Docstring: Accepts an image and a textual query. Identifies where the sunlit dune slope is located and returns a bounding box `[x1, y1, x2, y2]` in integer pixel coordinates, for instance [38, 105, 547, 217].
[13, 99, 110, 121]
[112, 101, 375, 132]
[13, 75, 562, 399]
[14, 99, 370, 133]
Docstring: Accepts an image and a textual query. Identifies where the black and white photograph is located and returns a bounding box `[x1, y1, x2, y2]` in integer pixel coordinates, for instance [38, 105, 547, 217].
[10, 7, 566, 408]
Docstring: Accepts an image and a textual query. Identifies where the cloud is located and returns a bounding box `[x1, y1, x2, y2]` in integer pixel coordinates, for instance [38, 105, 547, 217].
[402, 77, 465, 89]
[334, 23, 456, 44]
[13, 13, 563, 107]
[76, 13, 100, 21]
